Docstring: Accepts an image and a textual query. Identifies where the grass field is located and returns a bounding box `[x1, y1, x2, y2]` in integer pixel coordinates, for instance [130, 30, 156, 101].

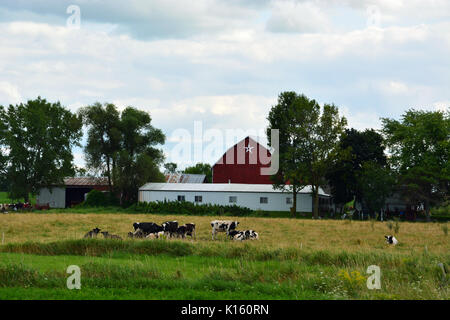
[0, 213, 448, 300]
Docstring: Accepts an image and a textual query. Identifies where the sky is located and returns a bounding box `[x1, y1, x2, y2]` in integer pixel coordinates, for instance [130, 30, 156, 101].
[0, 0, 449, 169]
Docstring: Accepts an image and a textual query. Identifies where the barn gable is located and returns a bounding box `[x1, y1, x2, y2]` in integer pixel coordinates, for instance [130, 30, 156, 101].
[212, 136, 273, 184]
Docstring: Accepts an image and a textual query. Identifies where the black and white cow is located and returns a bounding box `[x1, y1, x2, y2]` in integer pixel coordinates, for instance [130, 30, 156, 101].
[211, 220, 239, 240]
[185, 223, 196, 239]
[231, 230, 259, 241]
[162, 221, 179, 238]
[385, 235, 398, 245]
[133, 222, 164, 235]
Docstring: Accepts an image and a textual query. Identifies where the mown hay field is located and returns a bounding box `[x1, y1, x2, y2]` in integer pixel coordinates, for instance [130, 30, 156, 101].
[0, 213, 448, 300]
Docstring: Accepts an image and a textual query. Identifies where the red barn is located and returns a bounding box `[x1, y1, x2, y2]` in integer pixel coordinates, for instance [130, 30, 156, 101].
[212, 136, 273, 184]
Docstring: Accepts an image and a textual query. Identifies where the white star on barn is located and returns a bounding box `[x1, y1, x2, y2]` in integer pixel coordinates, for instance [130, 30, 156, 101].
[244, 146, 254, 153]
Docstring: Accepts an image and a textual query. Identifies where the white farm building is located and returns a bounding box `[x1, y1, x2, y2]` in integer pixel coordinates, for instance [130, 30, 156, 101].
[138, 183, 331, 212]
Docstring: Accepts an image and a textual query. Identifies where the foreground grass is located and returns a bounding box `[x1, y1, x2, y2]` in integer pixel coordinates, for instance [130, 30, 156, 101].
[0, 213, 448, 299]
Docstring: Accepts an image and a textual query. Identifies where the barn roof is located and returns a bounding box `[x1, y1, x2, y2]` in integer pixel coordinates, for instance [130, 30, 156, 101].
[63, 177, 109, 186]
[139, 183, 330, 196]
[213, 135, 272, 166]
[165, 173, 206, 183]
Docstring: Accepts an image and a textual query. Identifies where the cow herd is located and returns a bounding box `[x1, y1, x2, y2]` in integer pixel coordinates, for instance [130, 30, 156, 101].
[129, 221, 196, 239]
[82, 220, 259, 242]
[0, 202, 32, 213]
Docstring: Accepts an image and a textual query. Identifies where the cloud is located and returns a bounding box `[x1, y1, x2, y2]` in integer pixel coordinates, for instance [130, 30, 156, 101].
[0, 81, 22, 105]
[0, 1, 449, 168]
[266, 0, 330, 33]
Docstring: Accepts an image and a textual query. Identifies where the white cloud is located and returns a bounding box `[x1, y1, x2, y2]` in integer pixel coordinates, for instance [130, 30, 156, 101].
[266, 0, 330, 33]
[0, 81, 21, 105]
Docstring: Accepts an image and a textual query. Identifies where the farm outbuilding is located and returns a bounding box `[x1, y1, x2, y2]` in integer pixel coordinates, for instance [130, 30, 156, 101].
[36, 177, 109, 208]
[138, 183, 331, 212]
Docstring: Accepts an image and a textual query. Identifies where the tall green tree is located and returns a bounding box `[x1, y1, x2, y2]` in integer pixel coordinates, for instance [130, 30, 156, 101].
[267, 92, 308, 217]
[79, 102, 121, 193]
[184, 163, 212, 183]
[326, 128, 388, 213]
[0, 97, 82, 201]
[114, 107, 166, 204]
[267, 92, 347, 218]
[358, 161, 395, 217]
[381, 109, 449, 220]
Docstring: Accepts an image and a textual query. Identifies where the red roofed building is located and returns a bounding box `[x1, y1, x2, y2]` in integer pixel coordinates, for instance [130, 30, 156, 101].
[212, 136, 273, 184]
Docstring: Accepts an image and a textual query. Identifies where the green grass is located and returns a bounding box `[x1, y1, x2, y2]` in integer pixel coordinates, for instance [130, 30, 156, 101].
[0, 240, 448, 300]
[0, 213, 448, 300]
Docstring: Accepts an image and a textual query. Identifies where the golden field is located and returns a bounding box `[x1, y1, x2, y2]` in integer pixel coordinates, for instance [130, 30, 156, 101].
[0, 213, 448, 255]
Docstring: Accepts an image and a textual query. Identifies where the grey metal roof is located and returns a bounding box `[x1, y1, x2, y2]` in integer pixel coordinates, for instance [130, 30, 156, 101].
[165, 173, 206, 183]
[63, 177, 109, 186]
[140, 183, 330, 196]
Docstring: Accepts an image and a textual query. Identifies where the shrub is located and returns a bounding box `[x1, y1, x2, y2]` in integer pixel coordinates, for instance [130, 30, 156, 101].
[83, 190, 118, 207]
[132, 200, 252, 217]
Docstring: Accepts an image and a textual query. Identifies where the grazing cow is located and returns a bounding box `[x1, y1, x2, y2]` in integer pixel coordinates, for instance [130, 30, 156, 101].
[210, 220, 239, 240]
[133, 222, 164, 235]
[84, 227, 101, 238]
[175, 225, 188, 238]
[162, 221, 179, 238]
[385, 235, 398, 245]
[185, 223, 196, 239]
[101, 231, 122, 240]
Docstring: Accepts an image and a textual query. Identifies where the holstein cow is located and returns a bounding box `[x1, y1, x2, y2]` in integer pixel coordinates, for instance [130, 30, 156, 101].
[84, 227, 101, 238]
[133, 222, 164, 236]
[231, 230, 259, 241]
[185, 223, 196, 239]
[210, 220, 239, 240]
[101, 231, 122, 240]
[162, 221, 179, 238]
[385, 235, 398, 245]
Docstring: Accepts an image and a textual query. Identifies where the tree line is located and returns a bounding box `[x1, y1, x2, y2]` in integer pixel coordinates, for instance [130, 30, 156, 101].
[0, 94, 448, 217]
[0, 98, 166, 205]
[267, 92, 449, 220]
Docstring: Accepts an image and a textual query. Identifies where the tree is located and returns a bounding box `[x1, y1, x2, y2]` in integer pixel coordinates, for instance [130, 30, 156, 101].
[164, 162, 178, 174]
[267, 92, 308, 217]
[381, 109, 450, 220]
[267, 92, 347, 218]
[114, 107, 166, 204]
[184, 163, 212, 183]
[79, 102, 121, 193]
[326, 128, 388, 213]
[0, 97, 82, 202]
[358, 161, 395, 217]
